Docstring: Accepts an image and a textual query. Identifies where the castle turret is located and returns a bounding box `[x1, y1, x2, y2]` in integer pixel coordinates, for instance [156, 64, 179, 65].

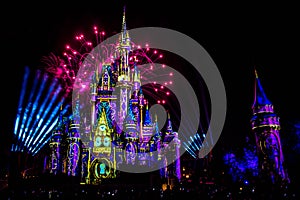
[138, 87, 145, 141]
[153, 114, 162, 161]
[49, 105, 64, 175]
[173, 132, 181, 181]
[164, 112, 175, 143]
[251, 69, 289, 184]
[142, 102, 153, 142]
[90, 71, 97, 134]
[132, 64, 141, 92]
[131, 66, 140, 124]
[124, 101, 138, 139]
[123, 102, 138, 165]
[66, 96, 81, 177]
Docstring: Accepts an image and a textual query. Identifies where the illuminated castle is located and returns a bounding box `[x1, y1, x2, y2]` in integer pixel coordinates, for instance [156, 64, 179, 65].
[250, 69, 289, 184]
[48, 9, 181, 185]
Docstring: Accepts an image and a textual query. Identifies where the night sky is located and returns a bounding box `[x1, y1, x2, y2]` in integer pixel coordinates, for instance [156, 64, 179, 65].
[1, 1, 300, 172]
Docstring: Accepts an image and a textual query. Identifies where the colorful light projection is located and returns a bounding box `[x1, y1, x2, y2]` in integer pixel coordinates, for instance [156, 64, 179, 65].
[12, 66, 68, 155]
[183, 132, 208, 158]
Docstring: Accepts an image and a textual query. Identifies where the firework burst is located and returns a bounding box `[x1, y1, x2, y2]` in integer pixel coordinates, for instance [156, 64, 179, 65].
[40, 25, 175, 106]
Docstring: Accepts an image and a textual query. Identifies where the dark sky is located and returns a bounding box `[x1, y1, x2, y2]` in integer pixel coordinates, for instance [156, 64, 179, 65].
[1, 1, 300, 165]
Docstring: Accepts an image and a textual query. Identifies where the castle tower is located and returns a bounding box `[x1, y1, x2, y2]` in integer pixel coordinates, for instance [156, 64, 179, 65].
[97, 63, 117, 124]
[164, 112, 175, 143]
[250, 69, 289, 184]
[90, 71, 98, 132]
[124, 101, 138, 165]
[90, 106, 116, 184]
[143, 102, 154, 143]
[131, 64, 141, 123]
[115, 6, 132, 130]
[138, 87, 145, 140]
[163, 113, 181, 182]
[117, 6, 131, 70]
[124, 101, 138, 139]
[88, 64, 117, 183]
[66, 96, 81, 177]
[49, 106, 64, 175]
[154, 114, 162, 162]
[66, 117, 81, 177]
[173, 132, 181, 182]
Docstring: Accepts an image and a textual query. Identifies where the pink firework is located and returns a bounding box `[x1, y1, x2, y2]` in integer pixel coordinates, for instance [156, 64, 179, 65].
[40, 25, 174, 105]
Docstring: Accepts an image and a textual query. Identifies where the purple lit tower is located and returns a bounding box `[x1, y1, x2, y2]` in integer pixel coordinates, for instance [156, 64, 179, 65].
[250, 69, 289, 184]
[159, 113, 181, 181]
[49, 106, 64, 175]
[66, 96, 81, 176]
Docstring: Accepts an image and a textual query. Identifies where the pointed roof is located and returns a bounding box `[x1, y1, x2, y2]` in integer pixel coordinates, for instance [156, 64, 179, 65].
[125, 101, 136, 124]
[133, 64, 140, 83]
[138, 86, 144, 96]
[119, 5, 130, 47]
[121, 6, 127, 37]
[144, 103, 152, 126]
[252, 69, 272, 107]
[152, 114, 162, 141]
[59, 104, 63, 123]
[166, 112, 173, 133]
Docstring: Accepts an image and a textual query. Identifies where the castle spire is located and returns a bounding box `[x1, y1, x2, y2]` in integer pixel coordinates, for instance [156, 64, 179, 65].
[121, 6, 127, 38]
[166, 112, 173, 133]
[144, 102, 152, 126]
[117, 5, 131, 82]
[125, 101, 136, 125]
[154, 114, 160, 134]
[119, 5, 130, 47]
[252, 69, 272, 110]
[133, 64, 140, 83]
[59, 104, 63, 125]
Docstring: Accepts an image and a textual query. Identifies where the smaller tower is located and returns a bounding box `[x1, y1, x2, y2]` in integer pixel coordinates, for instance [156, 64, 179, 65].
[153, 115, 162, 160]
[66, 117, 81, 177]
[124, 101, 138, 139]
[124, 101, 138, 165]
[164, 112, 175, 143]
[131, 66, 140, 125]
[90, 71, 98, 134]
[162, 113, 181, 182]
[132, 64, 141, 92]
[49, 106, 64, 175]
[173, 132, 181, 182]
[66, 97, 81, 177]
[143, 102, 154, 143]
[138, 87, 145, 141]
[251, 69, 289, 184]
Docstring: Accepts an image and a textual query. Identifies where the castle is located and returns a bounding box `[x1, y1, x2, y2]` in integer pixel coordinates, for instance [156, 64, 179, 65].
[45, 9, 290, 187]
[47, 9, 181, 185]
